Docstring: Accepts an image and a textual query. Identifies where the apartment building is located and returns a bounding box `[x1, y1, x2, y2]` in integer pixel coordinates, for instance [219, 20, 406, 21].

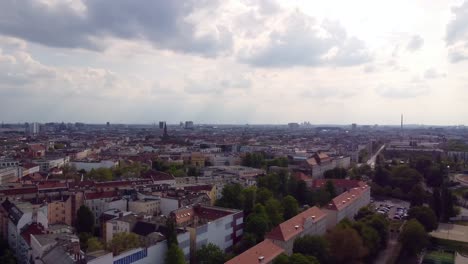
[265, 206, 327, 254]
[322, 184, 371, 229]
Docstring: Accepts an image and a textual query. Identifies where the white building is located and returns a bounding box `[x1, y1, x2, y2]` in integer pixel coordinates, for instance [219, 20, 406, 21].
[322, 184, 371, 229]
[84, 192, 127, 225]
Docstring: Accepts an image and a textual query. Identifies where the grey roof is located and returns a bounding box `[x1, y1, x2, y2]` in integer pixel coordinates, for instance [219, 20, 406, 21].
[42, 246, 75, 264]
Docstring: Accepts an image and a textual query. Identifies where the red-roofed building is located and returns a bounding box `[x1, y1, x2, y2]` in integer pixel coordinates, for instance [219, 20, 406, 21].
[292, 172, 313, 187]
[265, 206, 327, 254]
[225, 239, 284, 264]
[311, 179, 366, 194]
[322, 185, 371, 229]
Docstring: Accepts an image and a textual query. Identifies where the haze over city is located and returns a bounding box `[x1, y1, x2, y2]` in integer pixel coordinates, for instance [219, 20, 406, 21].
[1, 0, 468, 125]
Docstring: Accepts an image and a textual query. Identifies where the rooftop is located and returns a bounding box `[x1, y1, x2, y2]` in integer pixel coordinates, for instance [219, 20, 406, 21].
[225, 239, 284, 264]
[266, 206, 326, 241]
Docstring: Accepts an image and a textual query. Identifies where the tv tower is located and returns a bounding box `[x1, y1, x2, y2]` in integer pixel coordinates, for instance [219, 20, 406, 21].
[401, 114, 403, 131]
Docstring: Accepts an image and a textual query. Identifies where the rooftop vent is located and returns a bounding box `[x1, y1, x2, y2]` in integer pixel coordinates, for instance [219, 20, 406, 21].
[347, 198, 351, 201]
[294, 225, 300, 230]
[258, 256, 265, 262]
[312, 215, 315, 220]
[342, 201, 346, 204]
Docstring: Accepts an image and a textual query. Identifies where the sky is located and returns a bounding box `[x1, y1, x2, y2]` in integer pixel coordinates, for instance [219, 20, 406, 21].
[0, 0, 468, 125]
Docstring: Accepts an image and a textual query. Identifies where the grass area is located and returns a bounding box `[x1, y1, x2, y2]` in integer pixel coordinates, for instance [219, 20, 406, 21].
[452, 186, 468, 197]
[423, 250, 455, 264]
[452, 221, 468, 226]
[431, 237, 468, 255]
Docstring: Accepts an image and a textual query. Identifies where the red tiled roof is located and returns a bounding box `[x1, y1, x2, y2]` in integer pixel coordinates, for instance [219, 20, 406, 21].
[21, 223, 45, 245]
[22, 163, 39, 169]
[0, 186, 38, 195]
[95, 179, 152, 188]
[68, 180, 96, 189]
[183, 185, 213, 192]
[326, 185, 369, 211]
[37, 181, 67, 190]
[142, 170, 175, 182]
[266, 206, 326, 242]
[85, 191, 118, 200]
[293, 172, 312, 182]
[225, 239, 284, 264]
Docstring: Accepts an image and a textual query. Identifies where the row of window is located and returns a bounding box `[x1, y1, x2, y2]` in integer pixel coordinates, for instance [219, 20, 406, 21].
[113, 248, 147, 264]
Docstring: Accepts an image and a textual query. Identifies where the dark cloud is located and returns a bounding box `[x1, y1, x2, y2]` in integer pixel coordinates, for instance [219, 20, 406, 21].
[407, 35, 424, 51]
[240, 12, 371, 67]
[0, 0, 231, 56]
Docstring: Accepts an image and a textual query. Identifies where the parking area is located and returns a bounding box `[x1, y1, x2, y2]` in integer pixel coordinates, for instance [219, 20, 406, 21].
[371, 199, 410, 220]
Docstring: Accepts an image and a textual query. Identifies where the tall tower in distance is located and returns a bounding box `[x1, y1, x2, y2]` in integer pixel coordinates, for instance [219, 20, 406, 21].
[401, 114, 404, 137]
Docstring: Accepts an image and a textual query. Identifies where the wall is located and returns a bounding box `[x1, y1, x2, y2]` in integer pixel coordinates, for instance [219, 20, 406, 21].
[129, 200, 160, 216]
[159, 198, 178, 216]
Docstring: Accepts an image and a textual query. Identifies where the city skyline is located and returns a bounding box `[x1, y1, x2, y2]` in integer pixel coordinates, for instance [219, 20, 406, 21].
[1, 0, 468, 125]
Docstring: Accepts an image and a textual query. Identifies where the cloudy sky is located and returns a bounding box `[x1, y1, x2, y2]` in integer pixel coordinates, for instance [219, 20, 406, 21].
[0, 0, 467, 125]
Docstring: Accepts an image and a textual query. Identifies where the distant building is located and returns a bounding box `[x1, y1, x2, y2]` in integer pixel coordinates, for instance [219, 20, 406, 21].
[288, 123, 300, 129]
[159, 121, 165, 129]
[185, 121, 194, 129]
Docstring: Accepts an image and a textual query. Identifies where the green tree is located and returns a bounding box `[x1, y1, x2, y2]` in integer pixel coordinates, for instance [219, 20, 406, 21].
[352, 222, 381, 258]
[399, 219, 428, 256]
[408, 206, 438, 232]
[295, 180, 308, 204]
[293, 235, 329, 263]
[282, 195, 299, 220]
[237, 232, 257, 253]
[108, 232, 142, 255]
[245, 204, 270, 241]
[76, 205, 94, 234]
[431, 188, 442, 220]
[326, 227, 368, 264]
[362, 214, 389, 248]
[409, 184, 426, 206]
[354, 207, 373, 221]
[216, 183, 244, 209]
[165, 244, 186, 264]
[240, 187, 257, 216]
[87, 168, 113, 181]
[165, 218, 178, 246]
[289, 254, 319, 264]
[273, 254, 290, 264]
[256, 187, 273, 205]
[86, 237, 104, 252]
[265, 198, 284, 227]
[325, 180, 336, 198]
[195, 243, 226, 264]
